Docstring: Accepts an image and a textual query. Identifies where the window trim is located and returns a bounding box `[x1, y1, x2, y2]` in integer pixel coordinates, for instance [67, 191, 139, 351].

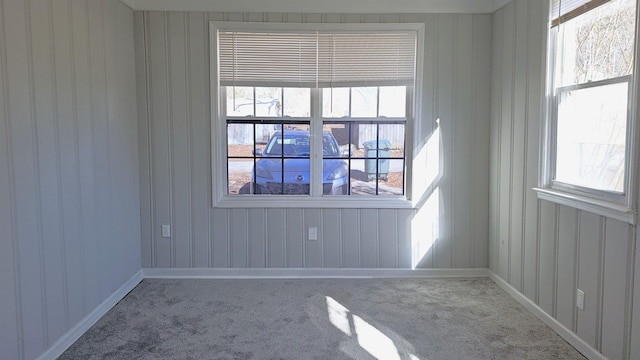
[210, 21, 424, 209]
[536, 0, 640, 224]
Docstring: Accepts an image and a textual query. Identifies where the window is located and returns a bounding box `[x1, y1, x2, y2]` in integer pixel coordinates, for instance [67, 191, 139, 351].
[211, 22, 421, 208]
[537, 0, 639, 222]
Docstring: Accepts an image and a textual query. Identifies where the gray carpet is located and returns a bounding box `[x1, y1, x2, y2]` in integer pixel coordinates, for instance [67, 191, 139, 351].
[59, 278, 586, 360]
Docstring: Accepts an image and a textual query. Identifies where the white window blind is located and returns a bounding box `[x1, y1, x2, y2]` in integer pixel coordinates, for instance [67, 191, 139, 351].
[551, 0, 611, 25]
[217, 30, 416, 88]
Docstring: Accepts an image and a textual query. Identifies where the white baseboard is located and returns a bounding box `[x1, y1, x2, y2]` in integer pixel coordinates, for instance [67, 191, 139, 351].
[488, 271, 605, 360]
[36, 269, 144, 360]
[143, 267, 490, 279]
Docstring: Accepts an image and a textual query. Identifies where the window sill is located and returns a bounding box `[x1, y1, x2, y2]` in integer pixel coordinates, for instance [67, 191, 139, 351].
[533, 187, 636, 224]
[213, 196, 414, 209]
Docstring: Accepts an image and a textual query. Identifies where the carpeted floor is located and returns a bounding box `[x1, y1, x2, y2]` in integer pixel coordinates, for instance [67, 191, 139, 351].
[59, 278, 586, 360]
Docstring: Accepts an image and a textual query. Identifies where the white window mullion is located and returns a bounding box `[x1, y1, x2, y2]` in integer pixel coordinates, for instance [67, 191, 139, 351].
[310, 87, 323, 197]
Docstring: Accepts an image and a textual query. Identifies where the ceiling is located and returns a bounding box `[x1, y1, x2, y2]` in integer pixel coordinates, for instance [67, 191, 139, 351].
[119, 0, 512, 14]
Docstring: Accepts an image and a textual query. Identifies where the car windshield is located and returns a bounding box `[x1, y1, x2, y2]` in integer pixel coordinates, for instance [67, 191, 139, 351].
[264, 133, 339, 157]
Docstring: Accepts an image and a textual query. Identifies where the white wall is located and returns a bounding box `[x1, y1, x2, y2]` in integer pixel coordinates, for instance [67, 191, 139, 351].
[134, 11, 492, 270]
[0, 0, 140, 359]
[490, 1, 638, 359]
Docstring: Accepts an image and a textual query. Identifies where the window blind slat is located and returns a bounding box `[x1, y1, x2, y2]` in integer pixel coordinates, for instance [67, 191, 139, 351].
[218, 30, 416, 88]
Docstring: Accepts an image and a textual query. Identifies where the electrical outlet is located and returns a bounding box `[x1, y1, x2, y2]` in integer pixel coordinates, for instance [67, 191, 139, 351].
[161, 225, 171, 238]
[308, 227, 318, 241]
[576, 289, 585, 310]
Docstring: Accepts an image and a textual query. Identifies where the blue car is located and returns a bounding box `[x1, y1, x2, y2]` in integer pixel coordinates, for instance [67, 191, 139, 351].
[252, 130, 349, 195]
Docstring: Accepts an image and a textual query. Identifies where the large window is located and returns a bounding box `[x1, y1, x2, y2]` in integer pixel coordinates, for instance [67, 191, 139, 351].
[538, 0, 639, 222]
[212, 23, 421, 207]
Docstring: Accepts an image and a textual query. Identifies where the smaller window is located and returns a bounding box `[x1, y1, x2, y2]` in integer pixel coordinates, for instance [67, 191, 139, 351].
[537, 0, 638, 223]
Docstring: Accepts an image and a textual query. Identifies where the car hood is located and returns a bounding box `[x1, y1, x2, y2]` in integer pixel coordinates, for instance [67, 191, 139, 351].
[256, 158, 346, 176]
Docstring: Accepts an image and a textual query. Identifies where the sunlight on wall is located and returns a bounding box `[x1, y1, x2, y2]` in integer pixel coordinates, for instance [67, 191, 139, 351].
[410, 122, 442, 268]
[325, 296, 420, 360]
[411, 187, 440, 269]
[412, 123, 441, 208]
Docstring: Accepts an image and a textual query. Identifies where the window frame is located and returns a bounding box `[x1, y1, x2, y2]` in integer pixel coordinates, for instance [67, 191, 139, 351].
[210, 21, 424, 209]
[536, 0, 640, 224]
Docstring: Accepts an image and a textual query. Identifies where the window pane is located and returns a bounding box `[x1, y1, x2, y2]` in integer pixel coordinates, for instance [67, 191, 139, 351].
[555, 82, 628, 192]
[323, 121, 405, 196]
[322, 88, 350, 118]
[283, 88, 311, 117]
[254, 124, 311, 195]
[351, 87, 378, 117]
[556, 0, 636, 87]
[379, 86, 407, 117]
[227, 123, 255, 195]
[226, 86, 254, 116]
[255, 87, 282, 117]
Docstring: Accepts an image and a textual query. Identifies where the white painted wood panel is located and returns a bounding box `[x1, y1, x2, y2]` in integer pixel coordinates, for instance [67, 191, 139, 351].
[472, 15, 492, 270]
[187, 12, 210, 269]
[0, 1, 20, 356]
[434, 14, 454, 269]
[136, 11, 491, 274]
[538, 201, 557, 315]
[489, 8, 503, 274]
[267, 208, 286, 267]
[168, 12, 192, 269]
[522, 0, 545, 302]
[556, 206, 577, 330]
[378, 209, 398, 268]
[508, 0, 528, 292]
[0, 1, 140, 359]
[490, 1, 638, 358]
[576, 211, 601, 348]
[360, 209, 379, 268]
[600, 219, 630, 359]
[285, 208, 304, 267]
[304, 209, 323, 268]
[248, 208, 266, 267]
[322, 209, 341, 268]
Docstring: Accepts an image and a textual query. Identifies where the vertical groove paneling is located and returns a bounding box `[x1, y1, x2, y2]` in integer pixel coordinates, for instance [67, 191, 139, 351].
[522, 0, 544, 302]
[30, 0, 65, 347]
[489, 8, 503, 273]
[304, 209, 323, 268]
[188, 12, 209, 268]
[600, 219, 630, 359]
[452, 14, 473, 268]
[267, 209, 285, 267]
[4, 0, 47, 356]
[286, 208, 304, 267]
[168, 12, 191, 268]
[490, 1, 638, 357]
[1, 1, 140, 359]
[538, 202, 557, 315]
[556, 206, 577, 330]
[434, 14, 454, 269]
[509, 0, 527, 292]
[137, 10, 491, 273]
[473, 14, 492, 269]
[360, 209, 379, 267]
[575, 212, 601, 347]
[0, 0, 23, 357]
[378, 209, 398, 268]
[135, 10, 153, 268]
[322, 209, 341, 268]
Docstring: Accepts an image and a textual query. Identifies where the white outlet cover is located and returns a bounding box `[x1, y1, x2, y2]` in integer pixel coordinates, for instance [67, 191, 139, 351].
[308, 227, 318, 240]
[161, 225, 171, 238]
